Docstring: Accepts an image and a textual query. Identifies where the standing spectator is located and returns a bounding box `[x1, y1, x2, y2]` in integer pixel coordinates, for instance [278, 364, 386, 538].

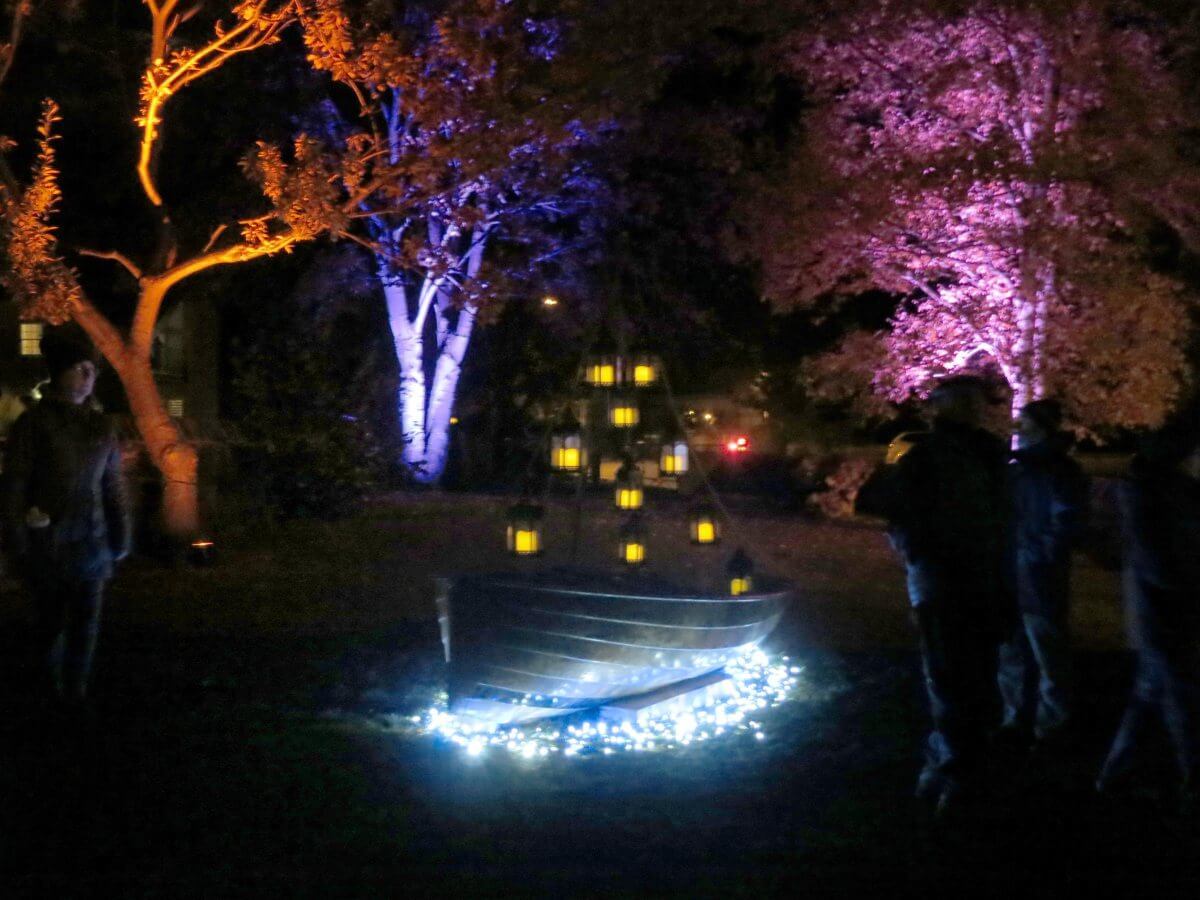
[1096, 424, 1200, 806]
[856, 376, 1012, 812]
[1, 329, 131, 705]
[996, 400, 1089, 746]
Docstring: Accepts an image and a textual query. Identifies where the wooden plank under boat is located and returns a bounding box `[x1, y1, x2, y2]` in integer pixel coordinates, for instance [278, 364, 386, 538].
[435, 569, 792, 726]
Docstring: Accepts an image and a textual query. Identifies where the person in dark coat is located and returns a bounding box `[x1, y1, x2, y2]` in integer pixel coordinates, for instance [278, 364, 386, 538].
[1096, 425, 1200, 803]
[856, 376, 1012, 809]
[1, 329, 131, 703]
[996, 399, 1089, 744]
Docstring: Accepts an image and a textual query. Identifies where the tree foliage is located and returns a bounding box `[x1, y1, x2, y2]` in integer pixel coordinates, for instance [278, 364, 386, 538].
[759, 0, 1200, 431]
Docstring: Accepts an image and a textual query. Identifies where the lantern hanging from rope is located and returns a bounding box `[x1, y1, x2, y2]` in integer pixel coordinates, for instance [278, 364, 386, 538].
[506, 503, 545, 557]
[629, 346, 660, 388]
[659, 435, 688, 476]
[614, 459, 644, 511]
[618, 514, 647, 566]
[727, 547, 753, 595]
[689, 503, 720, 546]
[549, 413, 585, 473]
[609, 393, 640, 429]
[583, 334, 624, 388]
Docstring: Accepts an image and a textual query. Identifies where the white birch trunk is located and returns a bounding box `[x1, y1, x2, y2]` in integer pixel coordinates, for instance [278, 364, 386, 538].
[422, 302, 477, 482]
[382, 273, 428, 472]
[419, 229, 488, 483]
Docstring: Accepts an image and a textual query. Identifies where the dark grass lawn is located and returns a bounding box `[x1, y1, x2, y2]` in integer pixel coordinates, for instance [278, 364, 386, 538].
[0, 492, 1195, 897]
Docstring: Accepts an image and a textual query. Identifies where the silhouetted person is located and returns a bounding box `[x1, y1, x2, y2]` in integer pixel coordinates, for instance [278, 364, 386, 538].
[1096, 424, 1200, 806]
[1, 329, 131, 705]
[857, 376, 1011, 812]
[997, 399, 1089, 745]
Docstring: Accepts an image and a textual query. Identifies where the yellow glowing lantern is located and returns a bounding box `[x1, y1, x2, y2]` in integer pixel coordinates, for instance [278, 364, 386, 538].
[506, 503, 544, 557]
[659, 438, 689, 476]
[727, 548, 754, 596]
[630, 349, 659, 388]
[549, 417, 586, 473]
[609, 396, 640, 428]
[614, 461, 644, 511]
[618, 515, 647, 566]
[583, 337, 624, 388]
[689, 504, 720, 546]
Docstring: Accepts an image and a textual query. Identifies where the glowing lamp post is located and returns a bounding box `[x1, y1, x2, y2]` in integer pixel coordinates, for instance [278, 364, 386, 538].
[727, 547, 753, 596]
[583, 336, 624, 388]
[609, 395, 640, 429]
[659, 438, 689, 476]
[506, 503, 544, 557]
[549, 417, 585, 473]
[689, 504, 720, 546]
[618, 515, 647, 566]
[614, 461, 644, 511]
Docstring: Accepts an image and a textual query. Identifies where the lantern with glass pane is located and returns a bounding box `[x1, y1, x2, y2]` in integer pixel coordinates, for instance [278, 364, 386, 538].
[614, 459, 644, 511]
[583, 335, 623, 388]
[689, 503, 720, 546]
[609, 393, 640, 429]
[506, 503, 544, 557]
[549, 413, 586, 473]
[727, 548, 754, 596]
[618, 515, 647, 566]
[629, 346, 659, 388]
[659, 434, 688, 477]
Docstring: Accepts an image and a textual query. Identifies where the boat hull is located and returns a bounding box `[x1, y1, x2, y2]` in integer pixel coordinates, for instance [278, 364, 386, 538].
[436, 570, 791, 726]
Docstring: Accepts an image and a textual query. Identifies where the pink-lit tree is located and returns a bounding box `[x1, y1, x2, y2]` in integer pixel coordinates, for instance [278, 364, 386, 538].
[762, 0, 1199, 431]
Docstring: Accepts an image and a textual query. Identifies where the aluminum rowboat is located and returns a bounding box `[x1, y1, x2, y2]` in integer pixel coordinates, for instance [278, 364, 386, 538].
[435, 569, 791, 726]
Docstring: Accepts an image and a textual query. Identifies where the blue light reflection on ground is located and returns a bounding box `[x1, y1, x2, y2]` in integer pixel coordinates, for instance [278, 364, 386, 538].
[406, 650, 803, 761]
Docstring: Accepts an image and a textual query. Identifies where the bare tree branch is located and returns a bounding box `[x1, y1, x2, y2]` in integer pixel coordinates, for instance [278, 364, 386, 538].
[77, 247, 144, 281]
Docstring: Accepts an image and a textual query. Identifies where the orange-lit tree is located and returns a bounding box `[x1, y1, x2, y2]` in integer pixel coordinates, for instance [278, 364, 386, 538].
[1, 1, 306, 537]
[1, 0, 577, 530]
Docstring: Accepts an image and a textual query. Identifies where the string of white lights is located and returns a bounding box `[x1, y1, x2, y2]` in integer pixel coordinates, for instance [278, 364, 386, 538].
[407, 649, 803, 760]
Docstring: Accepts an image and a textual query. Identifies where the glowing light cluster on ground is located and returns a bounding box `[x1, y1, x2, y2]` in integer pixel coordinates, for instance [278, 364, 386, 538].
[409, 649, 802, 760]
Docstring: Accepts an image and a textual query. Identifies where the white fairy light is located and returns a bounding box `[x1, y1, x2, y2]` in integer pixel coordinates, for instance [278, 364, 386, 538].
[407, 649, 802, 760]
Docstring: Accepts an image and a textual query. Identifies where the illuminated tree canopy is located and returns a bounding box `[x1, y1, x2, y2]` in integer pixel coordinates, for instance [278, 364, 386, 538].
[300, 0, 594, 483]
[760, 0, 1200, 431]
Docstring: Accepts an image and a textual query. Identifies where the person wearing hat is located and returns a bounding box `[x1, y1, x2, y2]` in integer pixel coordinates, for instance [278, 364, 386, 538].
[1096, 421, 1200, 808]
[1, 327, 131, 705]
[856, 375, 1012, 813]
[996, 399, 1089, 748]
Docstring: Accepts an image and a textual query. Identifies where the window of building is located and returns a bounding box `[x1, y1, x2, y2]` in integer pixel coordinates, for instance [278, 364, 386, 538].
[167, 398, 185, 418]
[19, 323, 43, 356]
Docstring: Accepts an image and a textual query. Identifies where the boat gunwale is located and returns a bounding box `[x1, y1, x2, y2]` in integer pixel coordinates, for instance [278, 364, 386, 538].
[503, 624, 778, 654]
[466, 575, 792, 606]
[486, 603, 783, 633]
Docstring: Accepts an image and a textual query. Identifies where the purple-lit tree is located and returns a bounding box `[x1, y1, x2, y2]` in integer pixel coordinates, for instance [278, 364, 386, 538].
[761, 0, 1199, 430]
[301, 0, 591, 483]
